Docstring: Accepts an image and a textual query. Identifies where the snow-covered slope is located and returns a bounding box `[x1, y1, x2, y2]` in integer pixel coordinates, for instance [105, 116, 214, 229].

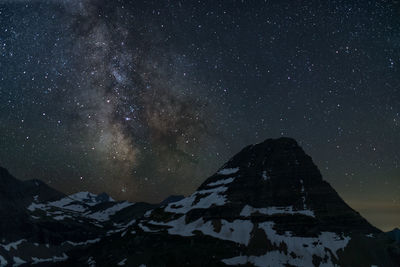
[28, 191, 133, 222]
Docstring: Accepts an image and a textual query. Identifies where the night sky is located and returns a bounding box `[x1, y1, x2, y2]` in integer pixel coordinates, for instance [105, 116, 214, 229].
[0, 0, 399, 231]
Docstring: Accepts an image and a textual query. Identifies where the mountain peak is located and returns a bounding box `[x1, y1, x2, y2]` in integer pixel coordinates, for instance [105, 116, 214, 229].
[151, 137, 379, 238]
[199, 137, 321, 192]
[0, 166, 19, 185]
[214, 137, 320, 183]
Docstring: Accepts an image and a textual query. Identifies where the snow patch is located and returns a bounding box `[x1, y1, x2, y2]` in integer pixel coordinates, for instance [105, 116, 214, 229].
[117, 258, 127, 265]
[12, 256, 26, 267]
[47, 197, 86, 212]
[53, 215, 73, 221]
[222, 251, 298, 267]
[106, 219, 137, 236]
[164, 186, 228, 214]
[221, 255, 248, 265]
[31, 253, 68, 264]
[87, 257, 96, 267]
[262, 171, 270, 181]
[1, 239, 26, 251]
[69, 191, 115, 205]
[207, 177, 235, 187]
[144, 209, 153, 217]
[28, 198, 87, 213]
[217, 168, 239, 175]
[27, 202, 47, 212]
[85, 201, 133, 221]
[64, 238, 101, 246]
[0, 255, 7, 266]
[138, 222, 159, 233]
[240, 205, 315, 218]
[149, 216, 253, 245]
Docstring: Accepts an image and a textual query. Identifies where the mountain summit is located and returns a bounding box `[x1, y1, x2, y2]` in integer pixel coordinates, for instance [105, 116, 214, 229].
[188, 137, 379, 235]
[150, 137, 379, 234]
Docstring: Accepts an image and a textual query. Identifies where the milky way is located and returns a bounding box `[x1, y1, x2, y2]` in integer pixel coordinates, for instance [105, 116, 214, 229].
[59, 0, 217, 200]
[0, 0, 399, 230]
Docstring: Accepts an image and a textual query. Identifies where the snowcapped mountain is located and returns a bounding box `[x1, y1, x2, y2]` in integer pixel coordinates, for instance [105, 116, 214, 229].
[28, 191, 133, 222]
[0, 138, 399, 266]
[125, 137, 395, 267]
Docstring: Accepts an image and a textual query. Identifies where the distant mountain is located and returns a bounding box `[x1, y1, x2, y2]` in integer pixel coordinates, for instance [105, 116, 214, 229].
[0, 166, 66, 241]
[0, 167, 157, 266]
[0, 138, 399, 266]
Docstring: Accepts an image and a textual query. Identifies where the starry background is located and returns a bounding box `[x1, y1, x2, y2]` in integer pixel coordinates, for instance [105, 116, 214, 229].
[0, 0, 399, 231]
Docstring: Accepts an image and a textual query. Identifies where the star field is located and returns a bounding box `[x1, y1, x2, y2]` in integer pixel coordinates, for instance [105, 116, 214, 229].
[0, 0, 399, 230]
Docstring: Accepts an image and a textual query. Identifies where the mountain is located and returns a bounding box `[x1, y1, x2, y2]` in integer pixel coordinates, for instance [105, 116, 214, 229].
[0, 167, 157, 266]
[60, 137, 400, 267]
[0, 167, 66, 241]
[0, 138, 399, 266]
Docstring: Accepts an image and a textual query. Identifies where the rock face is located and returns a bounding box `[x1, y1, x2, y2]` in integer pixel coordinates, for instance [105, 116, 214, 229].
[0, 138, 399, 266]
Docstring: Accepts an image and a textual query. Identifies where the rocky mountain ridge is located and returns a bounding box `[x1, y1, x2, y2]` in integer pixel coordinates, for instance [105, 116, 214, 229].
[0, 138, 399, 266]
